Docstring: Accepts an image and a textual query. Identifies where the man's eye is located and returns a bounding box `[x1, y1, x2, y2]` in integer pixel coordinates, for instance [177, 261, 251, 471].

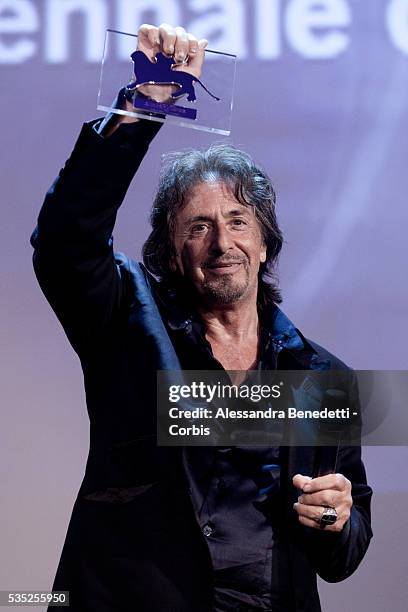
[191, 224, 207, 234]
[231, 219, 247, 227]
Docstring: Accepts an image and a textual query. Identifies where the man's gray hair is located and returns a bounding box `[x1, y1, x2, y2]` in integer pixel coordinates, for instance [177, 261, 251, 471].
[142, 143, 283, 307]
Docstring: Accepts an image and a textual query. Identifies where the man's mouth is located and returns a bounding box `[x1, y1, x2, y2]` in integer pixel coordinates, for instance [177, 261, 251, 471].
[204, 261, 244, 273]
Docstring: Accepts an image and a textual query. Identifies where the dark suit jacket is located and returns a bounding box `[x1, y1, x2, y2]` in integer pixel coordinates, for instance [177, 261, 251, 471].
[31, 120, 372, 612]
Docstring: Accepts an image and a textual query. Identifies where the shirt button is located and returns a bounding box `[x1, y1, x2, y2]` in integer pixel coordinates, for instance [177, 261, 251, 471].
[217, 478, 227, 490]
[202, 523, 214, 537]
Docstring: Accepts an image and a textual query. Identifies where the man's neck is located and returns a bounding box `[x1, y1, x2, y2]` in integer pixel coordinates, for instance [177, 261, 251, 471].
[196, 292, 260, 343]
[196, 297, 260, 374]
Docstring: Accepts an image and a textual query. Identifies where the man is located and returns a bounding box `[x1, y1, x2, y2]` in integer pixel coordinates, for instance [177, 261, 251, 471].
[31, 23, 372, 612]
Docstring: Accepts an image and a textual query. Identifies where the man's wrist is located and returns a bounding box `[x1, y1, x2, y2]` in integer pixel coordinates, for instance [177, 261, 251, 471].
[97, 87, 169, 138]
[95, 88, 140, 138]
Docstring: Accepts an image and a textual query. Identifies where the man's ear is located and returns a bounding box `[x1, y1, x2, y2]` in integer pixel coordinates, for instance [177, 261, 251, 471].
[260, 243, 267, 263]
[170, 254, 184, 275]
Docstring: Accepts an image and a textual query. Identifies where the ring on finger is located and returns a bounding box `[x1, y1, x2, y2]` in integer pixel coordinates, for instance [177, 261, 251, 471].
[174, 53, 189, 64]
[317, 506, 338, 529]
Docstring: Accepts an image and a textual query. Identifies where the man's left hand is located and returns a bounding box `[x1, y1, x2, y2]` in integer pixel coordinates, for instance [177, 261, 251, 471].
[292, 473, 352, 533]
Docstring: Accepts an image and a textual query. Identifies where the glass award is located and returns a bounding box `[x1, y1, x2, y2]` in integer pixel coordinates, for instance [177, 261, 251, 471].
[97, 29, 237, 135]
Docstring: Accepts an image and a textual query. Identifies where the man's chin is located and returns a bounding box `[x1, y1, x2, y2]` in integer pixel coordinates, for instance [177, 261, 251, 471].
[201, 280, 248, 304]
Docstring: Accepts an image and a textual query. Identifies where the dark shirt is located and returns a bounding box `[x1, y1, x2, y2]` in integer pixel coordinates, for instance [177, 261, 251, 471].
[162, 302, 293, 611]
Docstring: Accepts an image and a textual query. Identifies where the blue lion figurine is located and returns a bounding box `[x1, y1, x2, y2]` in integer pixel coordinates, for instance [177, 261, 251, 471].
[127, 50, 220, 103]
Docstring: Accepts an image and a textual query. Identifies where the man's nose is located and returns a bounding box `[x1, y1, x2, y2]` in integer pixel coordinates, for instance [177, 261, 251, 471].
[209, 224, 233, 254]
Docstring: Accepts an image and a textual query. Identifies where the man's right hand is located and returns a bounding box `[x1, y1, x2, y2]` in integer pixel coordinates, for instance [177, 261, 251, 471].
[133, 23, 208, 104]
[138, 23, 208, 77]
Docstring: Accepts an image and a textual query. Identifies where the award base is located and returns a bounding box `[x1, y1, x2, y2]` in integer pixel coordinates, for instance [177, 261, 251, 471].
[131, 95, 197, 121]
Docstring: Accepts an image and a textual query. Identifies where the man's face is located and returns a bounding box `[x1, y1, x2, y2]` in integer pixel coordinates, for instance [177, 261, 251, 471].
[171, 181, 267, 306]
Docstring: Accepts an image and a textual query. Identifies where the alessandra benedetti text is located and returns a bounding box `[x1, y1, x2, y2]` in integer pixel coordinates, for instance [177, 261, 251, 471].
[168, 406, 356, 420]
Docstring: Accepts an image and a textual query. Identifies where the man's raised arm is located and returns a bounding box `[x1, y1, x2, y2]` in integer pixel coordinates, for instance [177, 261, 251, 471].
[30, 114, 160, 353]
[30, 23, 207, 354]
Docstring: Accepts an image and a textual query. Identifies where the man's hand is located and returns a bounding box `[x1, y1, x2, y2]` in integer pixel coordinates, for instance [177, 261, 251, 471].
[138, 23, 208, 78]
[292, 473, 353, 533]
[134, 23, 208, 103]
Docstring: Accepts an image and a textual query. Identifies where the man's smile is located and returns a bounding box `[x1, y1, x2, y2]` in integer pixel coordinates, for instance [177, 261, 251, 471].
[203, 258, 246, 274]
[204, 260, 245, 274]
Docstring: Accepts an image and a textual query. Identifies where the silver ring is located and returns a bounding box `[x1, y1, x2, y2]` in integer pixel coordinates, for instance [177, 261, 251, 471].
[318, 506, 337, 528]
[175, 56, 189, 65]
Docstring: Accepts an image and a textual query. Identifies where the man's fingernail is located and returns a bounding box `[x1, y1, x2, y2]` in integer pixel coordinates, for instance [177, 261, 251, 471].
[168, 45, 174, 54]
[303, 484, 311, 492]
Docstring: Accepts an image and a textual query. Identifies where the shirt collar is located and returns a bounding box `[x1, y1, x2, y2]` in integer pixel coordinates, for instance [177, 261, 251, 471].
[159, 282, 315, 353]
[266, 305, 305, 351]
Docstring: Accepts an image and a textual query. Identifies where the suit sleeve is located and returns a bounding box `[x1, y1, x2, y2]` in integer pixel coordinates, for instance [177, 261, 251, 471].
[307, 444, 373, 582]
[30, 119, 161, 354]
[302, 370, 373, 582]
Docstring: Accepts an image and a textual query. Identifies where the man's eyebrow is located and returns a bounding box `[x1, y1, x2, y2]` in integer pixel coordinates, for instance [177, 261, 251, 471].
[224, 208, 251, 217]
[183, 208, 251, 225]
[183, 215, 213, 225]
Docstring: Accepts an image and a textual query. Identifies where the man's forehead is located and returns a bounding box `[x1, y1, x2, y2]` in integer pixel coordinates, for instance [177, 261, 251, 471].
[179, 181, 252, 218]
